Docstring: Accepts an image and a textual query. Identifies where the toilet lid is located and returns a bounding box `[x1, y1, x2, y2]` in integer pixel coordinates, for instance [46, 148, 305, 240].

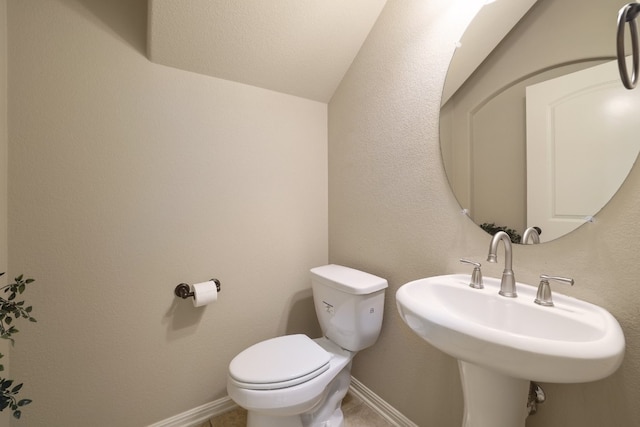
[229, 334, 331, 390]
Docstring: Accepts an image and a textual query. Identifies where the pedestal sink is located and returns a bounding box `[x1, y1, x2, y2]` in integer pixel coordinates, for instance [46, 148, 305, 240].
[396, 274, 625, 427]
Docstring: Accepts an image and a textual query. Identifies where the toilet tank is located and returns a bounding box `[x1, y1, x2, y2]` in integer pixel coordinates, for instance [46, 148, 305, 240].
[310, 265, 388, 352]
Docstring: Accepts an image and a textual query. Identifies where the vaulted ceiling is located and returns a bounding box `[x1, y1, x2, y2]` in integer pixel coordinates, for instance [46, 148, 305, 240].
[148, 0, 387, 102]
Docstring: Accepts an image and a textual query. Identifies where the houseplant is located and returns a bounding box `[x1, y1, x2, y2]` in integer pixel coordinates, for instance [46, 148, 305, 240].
[0, 272, 36, 419]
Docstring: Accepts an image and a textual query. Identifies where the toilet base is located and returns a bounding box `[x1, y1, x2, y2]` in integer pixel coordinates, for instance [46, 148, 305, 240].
[246, 364, 351, 427]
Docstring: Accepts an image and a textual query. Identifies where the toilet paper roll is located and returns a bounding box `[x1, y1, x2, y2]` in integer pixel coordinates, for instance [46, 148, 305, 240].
[192, 281, 218, 307]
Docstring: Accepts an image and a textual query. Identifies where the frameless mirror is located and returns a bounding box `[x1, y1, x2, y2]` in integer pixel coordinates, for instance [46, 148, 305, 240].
[440, 0, 640, 243]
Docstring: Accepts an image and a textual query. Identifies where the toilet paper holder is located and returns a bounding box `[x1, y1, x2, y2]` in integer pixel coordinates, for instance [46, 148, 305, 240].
[174, 279, 221, 300]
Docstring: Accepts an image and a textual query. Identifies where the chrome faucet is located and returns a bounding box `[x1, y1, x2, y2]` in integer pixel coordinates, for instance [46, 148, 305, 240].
[487, 231, 517, 297]
[522, 227, 541, 245]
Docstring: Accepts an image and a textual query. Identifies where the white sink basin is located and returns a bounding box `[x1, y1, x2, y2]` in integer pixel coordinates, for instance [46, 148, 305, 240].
[396, 274, 625, 383]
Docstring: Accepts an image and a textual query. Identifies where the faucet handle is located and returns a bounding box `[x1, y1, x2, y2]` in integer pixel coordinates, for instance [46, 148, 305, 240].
[460, 259, 484, 289]
[534, 274, 574, 307]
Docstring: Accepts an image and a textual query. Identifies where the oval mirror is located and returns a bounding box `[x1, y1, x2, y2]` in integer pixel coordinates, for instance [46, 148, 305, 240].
[440, 0, 640, 243]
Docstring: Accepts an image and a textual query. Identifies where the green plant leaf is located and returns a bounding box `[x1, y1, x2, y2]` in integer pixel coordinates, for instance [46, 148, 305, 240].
[0, 272, 35, 418]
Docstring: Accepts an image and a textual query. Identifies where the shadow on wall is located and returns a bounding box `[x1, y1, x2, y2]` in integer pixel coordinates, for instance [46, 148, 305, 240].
[64, 0, 148, 56]
[283, 289, 322, 338]
[163, 296, 207, 341]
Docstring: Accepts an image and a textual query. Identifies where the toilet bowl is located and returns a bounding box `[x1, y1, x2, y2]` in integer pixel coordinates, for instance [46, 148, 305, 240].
[226, 265, 388, 427]
[228, 336, 353, 426]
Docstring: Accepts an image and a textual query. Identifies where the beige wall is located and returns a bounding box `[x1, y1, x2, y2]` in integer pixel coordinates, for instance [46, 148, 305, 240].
[330, 1, 640, 426]
[7, 0, 326, 426]
[0, 1, 9, 425]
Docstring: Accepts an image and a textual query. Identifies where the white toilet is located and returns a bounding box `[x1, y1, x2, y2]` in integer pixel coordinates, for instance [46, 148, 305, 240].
[227, 264, 388, 427]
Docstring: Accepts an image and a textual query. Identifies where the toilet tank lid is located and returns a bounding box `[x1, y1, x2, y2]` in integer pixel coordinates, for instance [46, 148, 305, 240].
[310, 264, 388, 295]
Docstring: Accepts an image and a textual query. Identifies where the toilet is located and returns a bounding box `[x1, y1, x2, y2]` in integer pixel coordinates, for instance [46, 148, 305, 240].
[227, 264, 388, 427]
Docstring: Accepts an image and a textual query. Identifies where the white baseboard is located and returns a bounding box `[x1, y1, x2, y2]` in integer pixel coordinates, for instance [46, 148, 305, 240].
[348, 377, 418, 427]
[148, 376, 417, 427]
[147, 396, 236, 427]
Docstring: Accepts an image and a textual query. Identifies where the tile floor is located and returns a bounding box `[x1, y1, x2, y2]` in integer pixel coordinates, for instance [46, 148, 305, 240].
[200, 392, 394, 427]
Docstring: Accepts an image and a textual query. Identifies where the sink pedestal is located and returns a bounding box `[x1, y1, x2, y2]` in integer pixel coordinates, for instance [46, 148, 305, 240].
[459, 361, 529, 427]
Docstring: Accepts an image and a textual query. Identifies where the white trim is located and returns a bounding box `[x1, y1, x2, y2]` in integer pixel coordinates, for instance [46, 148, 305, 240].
[349, 376, 419, 427]
[148, 376, 417, 427]
[146, 396, 236, 427]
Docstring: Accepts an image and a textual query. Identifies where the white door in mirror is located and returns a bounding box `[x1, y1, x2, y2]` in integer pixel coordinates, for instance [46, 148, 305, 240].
[526, 58, 640, 241]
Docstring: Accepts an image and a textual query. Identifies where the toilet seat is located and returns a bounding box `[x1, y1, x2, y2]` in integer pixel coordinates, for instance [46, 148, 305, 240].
[228, 334, 331, 390]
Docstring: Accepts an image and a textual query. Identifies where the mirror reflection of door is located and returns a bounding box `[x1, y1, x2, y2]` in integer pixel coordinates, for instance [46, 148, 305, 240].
[440, 0, 637, 244]
[526, 59, 640, 242]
